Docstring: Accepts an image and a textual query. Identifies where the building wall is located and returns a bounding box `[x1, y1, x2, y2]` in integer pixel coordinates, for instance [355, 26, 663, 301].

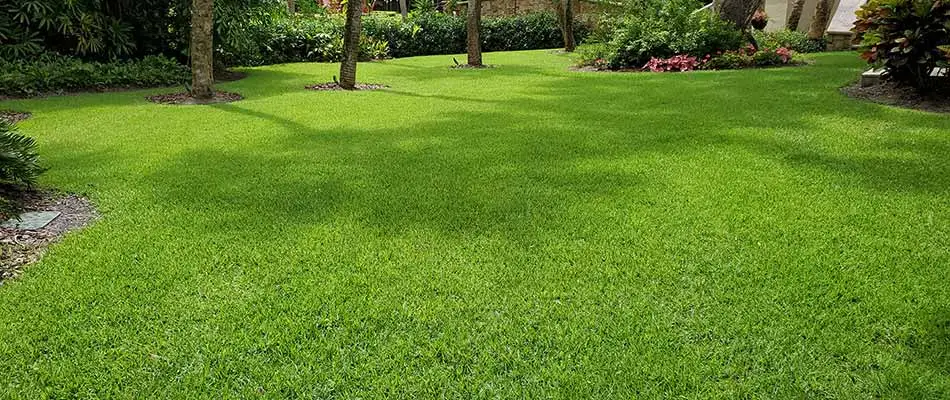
[479, 0, 593, 17]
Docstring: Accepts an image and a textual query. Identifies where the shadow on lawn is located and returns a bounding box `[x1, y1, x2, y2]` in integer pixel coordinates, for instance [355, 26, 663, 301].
[136, 55, 950, 241]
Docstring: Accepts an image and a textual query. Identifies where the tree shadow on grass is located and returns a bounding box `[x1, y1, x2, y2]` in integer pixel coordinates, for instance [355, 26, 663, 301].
[130, 53, 950, 245]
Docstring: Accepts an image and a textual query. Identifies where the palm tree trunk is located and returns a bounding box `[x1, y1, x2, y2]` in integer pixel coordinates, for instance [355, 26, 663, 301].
[716, 0, 759, 29]
[560, 0, 575, 52]
[190, 0, 214, 99]
[786, 0, 805, 30]
[399, 0, 408, 20]
[807, 0, 832, 40]
[339, 0, 362, 89]
[466, 0, 482, 66]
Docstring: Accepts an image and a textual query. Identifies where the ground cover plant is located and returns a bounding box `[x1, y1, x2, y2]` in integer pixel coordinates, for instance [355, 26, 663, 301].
[0, 50, 949, 398]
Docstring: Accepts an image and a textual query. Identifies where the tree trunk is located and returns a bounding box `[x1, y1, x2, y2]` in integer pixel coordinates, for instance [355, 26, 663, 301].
[716, 0, 760, 29]
[287, 0, 295, 13]
[786, 0, 805, 30]
[399, 0, 407, 19]
[466, 0, 482, 66]
[339, 0, 362, 89]
[190, 0, 214, 99]
[807, 0, 832, 40]
[560, 0, 575, 52]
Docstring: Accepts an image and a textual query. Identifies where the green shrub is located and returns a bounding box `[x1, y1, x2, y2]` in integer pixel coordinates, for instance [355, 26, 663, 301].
[854, 0, 950, 88]
[225, 11, 590, 66]
[0, 121, 43, 218]
[0, 54, 189, 96]
[753, 29, 827, 53]
[576, 0, 744, 70]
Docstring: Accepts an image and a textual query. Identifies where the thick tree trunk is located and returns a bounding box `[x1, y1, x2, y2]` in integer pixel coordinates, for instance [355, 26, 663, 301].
[190, 0, 214, 99]
[560, 0, 575, 52]
[399, 0, 407, 19]
[716, 0, 760, 29]
[466, 0, 482, 66]
[786, 0, 805, 30]
[339, 0, 362, 89]
[807, 0, 832, 40]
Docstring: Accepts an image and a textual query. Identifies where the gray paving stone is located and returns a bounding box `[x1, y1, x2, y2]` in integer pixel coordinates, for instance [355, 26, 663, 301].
[1, 211, 61, 230]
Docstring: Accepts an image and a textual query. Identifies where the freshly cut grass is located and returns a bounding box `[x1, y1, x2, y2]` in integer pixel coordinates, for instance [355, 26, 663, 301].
[0, 50, 948, 398]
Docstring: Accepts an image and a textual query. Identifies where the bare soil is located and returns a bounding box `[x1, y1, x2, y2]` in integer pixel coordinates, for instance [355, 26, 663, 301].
[842, 81, 950, 113]
[0, 190, 98, 284]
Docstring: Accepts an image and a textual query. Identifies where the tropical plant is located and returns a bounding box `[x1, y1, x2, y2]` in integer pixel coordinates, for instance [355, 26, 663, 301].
[854, 0, 950, 88]
[0, 121, 43, 188]
[577, 0, 744, 70]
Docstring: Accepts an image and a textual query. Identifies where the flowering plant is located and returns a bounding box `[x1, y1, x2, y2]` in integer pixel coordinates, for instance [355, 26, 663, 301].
[643, 54, 700, 72]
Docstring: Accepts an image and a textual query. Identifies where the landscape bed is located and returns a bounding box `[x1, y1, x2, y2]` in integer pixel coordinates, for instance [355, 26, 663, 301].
[0, 50, 948, 398]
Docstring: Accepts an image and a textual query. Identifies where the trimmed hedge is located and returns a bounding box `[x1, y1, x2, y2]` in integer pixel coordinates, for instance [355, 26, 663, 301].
[0, 54, 189, 96]
[224, 11, 590, 66]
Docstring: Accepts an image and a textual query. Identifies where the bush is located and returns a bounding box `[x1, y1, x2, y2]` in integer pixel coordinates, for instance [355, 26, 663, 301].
[0, 54, 189, 96]
[225, 11, 590, 66]
[854, 0, 950, 88]
[700, 46, 798, 70]
[0, 121, 43, 218]
[754, 29, 827, 53]
[576, 0, 744, 70]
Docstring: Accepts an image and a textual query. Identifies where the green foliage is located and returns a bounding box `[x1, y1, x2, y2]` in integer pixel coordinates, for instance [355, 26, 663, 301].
[0, 120, 43, 217]
[754, 29, 827, 53]
[0, 54, 189, 96]
[226, 11, 589, 66]
[577, 0, 744, 69]
[0, 0, 285, 62]
[0, 121, 42, 188]
[854, 0, 950, 88]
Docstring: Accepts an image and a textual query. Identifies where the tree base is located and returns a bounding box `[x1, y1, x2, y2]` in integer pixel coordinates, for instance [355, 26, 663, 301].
[146, 91, 242, 105]
[305, 82, 387, 91]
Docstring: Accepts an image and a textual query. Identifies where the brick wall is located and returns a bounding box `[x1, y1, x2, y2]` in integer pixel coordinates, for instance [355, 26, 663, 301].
[479, 0, 594, 17]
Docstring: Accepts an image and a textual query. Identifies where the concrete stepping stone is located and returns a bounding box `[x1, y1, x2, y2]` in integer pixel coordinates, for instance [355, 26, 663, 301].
[1, 211, 61, 230]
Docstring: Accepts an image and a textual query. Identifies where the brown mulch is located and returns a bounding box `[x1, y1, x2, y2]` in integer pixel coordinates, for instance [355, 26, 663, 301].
[0, 190, 98, 284]
[451, 64, 495, 69]
[0, 110, 32, 124]
[305, 82, 388, 91]
[842, 81, 950, 113]
[146, 90, 243, 105]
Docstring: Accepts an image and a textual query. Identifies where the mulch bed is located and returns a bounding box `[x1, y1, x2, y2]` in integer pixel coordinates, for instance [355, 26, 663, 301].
[451, 64, 495, 70]
[0, 110, 32, 124]
[0, 190, 98, 284]
[146, 90, 243, 105]
[841, 81, 950, 113]
[305, 82, 388, 91]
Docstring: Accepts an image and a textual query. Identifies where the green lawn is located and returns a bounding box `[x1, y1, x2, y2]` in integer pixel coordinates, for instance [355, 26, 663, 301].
[1, 50, 948, 398]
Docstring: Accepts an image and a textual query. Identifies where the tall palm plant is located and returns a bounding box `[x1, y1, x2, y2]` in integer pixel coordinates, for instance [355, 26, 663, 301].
[339, 0, 362, 89]
[466, 0, 482, 66]
[807, 0, 832, 40]
[786, 0, 806, 30]
[190, 0, 214, 99]
[559, 0, 576, 52]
